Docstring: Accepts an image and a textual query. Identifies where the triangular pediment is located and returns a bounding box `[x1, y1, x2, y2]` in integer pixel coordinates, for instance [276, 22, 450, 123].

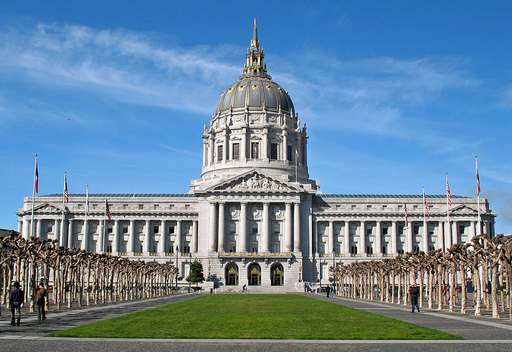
[206, 170, 299, 193]
[450, 204, 478, 215]
[33, 203, 63, 213]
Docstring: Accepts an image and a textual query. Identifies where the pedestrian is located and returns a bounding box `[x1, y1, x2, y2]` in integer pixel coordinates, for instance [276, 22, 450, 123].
[326, 285, 330, 298]
[409, 283, 420, 313]
[35, 281, 48, 321]
[9, 281, 24, 326]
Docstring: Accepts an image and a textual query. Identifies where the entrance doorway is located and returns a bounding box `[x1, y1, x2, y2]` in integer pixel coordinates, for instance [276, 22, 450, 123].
[247, 263, 261, 286]
[225, 263, 239, 286]
[270, 263, 284, 286]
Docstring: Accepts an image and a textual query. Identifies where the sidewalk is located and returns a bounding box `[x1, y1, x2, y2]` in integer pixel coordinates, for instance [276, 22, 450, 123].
[0, 293, 198, 337]
[313, 294, 512, 340]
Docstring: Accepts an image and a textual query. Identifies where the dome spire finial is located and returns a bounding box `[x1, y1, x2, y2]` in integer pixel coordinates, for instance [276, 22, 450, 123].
[243, 18, 268, 77]
[251, 18, 259, 49]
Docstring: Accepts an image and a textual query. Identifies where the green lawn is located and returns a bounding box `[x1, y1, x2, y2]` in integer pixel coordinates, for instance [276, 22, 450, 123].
[51, 294, 458, 339]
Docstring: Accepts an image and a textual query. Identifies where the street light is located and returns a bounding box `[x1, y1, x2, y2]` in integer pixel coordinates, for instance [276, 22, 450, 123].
[332, 250, 336, 296]
[175, 245, 179, 291]
[188, 253, 192, 293]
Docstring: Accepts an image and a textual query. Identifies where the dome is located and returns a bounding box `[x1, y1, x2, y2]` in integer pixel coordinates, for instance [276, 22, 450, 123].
[214, 19, 294, 115]
[216, 77, 294, 114]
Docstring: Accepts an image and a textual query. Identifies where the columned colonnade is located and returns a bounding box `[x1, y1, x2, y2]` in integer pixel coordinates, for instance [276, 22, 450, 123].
[21, 216, 199, 256]
[313, 218, 494, 257]
[208, 201, 301, 253]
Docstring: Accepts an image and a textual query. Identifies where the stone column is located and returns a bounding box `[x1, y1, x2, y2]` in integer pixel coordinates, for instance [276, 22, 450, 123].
[128, 220, 135, 254]
[223, 132, 228, 163]
[241, 127, 247, 162]
[359, 221, 366, 255]
[262, 202, 270, 252]
[406, 221, 413, 252]
[192, 220, 198, 253]
[112, 220, 119, 254]
[282, 130, 288, 160]
[82, 219, 89, 251]
[209, 203, 217, 252]
[375, 221, 382, 255]
[391, 221, 398, 254]
[422, 220, 429, 252]
[98, 220, 104, 253]
[313, 219, 318, 255]
[470, 221, 477, 242]
[22, 217, 30, 240]
[239, 203, 247, 252]
[209, 134, 214, 165]
[60, 217, 68, 248]
[344, 221, 350, 255]
[284, 203, 292, 252]
[67, 219, 74, 248]
[445, 221, 452, 249]
[452, 221, 458, 245]
[176, 220, 182, 254]
[55, 219, 61, 245]
[218, 203, 225, 252]
[36, 219, 42, 239]
[293, 202, 301, 253]
[438, 221, 445, 250]
[328, 221, 334, 255]
[262, 128, 269, 160]
[143, 219, 151, 254]
[158, 220, 166, 254]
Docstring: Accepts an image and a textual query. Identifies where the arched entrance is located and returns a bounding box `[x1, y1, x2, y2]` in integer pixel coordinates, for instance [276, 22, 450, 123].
[247, 263, 261, 286]
[270, 263, 284, 286]
[225, 263, 239, 286]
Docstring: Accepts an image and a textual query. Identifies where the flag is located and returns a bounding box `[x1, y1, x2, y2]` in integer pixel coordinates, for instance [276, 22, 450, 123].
[423, 188, 429, 216]
[476, 157, 481, 195]
[85, 185, 90, 215]
[445, 175, 452, 207]
[105, 199, 112, 220]
[63, 174, 69, 203]
[34, 157, 39, 194]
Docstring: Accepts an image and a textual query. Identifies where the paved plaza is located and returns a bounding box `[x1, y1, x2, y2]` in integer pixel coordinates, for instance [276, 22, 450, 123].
[0, 293, 511, 352]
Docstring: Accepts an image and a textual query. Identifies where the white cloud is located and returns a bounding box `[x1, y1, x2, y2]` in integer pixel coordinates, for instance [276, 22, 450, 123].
[0, 22, 480, 154]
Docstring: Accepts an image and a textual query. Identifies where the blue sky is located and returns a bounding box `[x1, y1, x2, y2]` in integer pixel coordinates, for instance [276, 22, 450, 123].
[1, 1, 511, 232]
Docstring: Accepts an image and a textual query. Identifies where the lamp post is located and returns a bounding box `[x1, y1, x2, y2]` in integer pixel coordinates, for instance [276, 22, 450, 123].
[175, 245, 179, 291]
[188, 253, 192, 293]
[332, 250, 336, 296]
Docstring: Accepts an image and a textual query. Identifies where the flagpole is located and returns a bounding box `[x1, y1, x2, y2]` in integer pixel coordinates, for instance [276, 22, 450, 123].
[83, 184, 89, 251]
[422, 187, 428, 252]
[103, 199, 107, 253]
[30, 154, 38, 239]
[445, 174, 451, 251]
[476, 156, 481, 236]
[61, 172, 66, 247]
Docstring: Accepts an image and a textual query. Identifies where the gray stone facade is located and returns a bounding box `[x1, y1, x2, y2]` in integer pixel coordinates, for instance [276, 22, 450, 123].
[17, 21, 495, 292]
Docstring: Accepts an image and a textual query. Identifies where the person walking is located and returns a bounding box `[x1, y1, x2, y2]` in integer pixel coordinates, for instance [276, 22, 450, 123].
[409, 283, 420, 313]
[35, 281, 48, 321]
[9, 281, 24, 326]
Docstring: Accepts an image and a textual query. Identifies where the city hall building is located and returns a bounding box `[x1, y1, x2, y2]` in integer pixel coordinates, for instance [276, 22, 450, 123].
[17, 23, 495, 292]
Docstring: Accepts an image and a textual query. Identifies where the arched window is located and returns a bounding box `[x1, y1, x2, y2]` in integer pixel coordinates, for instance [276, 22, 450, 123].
[270, 263, 284, 286]
[247, 263, 261, 286]
[225, 263, 239, 286]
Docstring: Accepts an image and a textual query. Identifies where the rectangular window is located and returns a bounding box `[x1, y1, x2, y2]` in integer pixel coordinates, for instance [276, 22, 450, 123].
[123, 204, 128, 209]
[383, 227, 388, 235]
[153, 204, 159, 209]
[366, 228, 372, 236]
[251, 142, 259, 159]
[232, 143, 240, 160]
[138, 204, 144, 209]
[270, 143, 278, 160]
[217, 145, 223, 162]
[153, 225, 159, 234]
[170, 226, 175, 234]
[123, 226, 128, 234]
[107, 227, 113, 234]
[287, 145, 292, 161]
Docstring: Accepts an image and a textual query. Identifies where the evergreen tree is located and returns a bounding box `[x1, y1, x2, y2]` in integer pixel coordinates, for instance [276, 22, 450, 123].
[187, 260, 205, 285]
